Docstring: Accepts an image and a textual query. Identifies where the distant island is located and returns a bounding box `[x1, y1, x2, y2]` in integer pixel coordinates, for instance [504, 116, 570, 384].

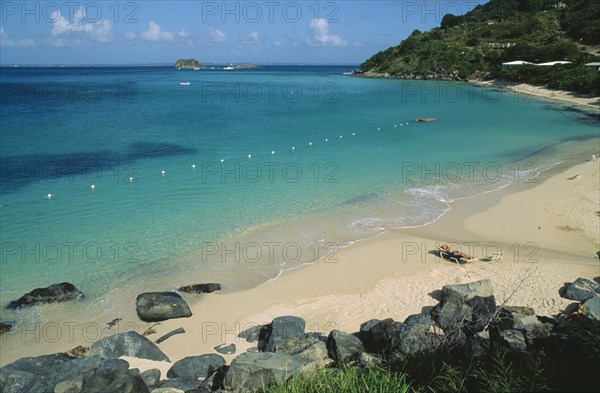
[174, 59, 261, 70]
[355, 0, 600, 96]
[175, 59, 204, 69]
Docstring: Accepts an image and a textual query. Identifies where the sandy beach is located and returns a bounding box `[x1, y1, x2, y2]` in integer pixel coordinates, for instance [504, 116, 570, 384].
[472, 79, 600, 110]
[144, 159, 599, 368]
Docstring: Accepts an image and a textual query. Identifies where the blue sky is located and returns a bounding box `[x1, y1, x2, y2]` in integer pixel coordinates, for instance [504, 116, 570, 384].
[0, 1, 486, 65]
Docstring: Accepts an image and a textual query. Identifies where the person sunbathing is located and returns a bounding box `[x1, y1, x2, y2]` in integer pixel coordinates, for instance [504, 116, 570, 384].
[437, 244, 474, 260]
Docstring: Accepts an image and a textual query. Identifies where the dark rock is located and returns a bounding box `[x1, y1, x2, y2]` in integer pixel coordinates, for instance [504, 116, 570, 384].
[54, 368, 149, 393]
[136, 292, 192, 322]
[49, 356, 128, 386]
[90, 331, 170, 362]
[178, 283, 221, 294]
[432, 279, 496, 335]
[0, 353, 73, 393]
[214, 343, 236, 355]
[199, 366, 228, 391]
[223, 352, 309, 392]
[356, 352, 383, 369]
[259, 316, 306, 352]
[5, 282, 83, 310]
[497, 329, 527, 352]
[465, 331, 491, 359]
[140, 369, 161, 388]
[359, 318, 402, 356]
[327, 330, 364, 365]
[277, 337, 333, 370]
[156, 377, 201, 391]
[562, 278, 600, 302]
[496, 306, 551, 347]
[396, 314, 442, 357]
[156, 327, 186, 344]
[581, 295, 600, 320]
[167, 354, 225, 380]
[0, 321, 15, 335]
[237, 325, 263, 343]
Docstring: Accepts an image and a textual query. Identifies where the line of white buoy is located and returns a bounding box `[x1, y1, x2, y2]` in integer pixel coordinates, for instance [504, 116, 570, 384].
[45, 121, 413, 199]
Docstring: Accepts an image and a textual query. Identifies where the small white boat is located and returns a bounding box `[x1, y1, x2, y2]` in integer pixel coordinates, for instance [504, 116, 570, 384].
[223, 63, 234, 70]
[179, 81, 191, 86]
[193, 67, 200, 70]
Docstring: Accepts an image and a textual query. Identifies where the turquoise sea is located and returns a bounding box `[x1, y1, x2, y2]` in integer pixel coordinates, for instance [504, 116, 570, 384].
[1, 65, 599, 324]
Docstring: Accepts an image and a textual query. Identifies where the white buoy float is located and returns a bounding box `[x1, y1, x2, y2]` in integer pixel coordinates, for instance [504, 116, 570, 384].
[46, 193, 53, 199]
[128, 177, 135, 182]
[309, 142, 313, 146]
[394, 124, 397, 128]
[271, 150, 275, 155]
[339, 135, 343, 139]
[89, 185, 96, 190]
[292, 146, 295, 151]
[248, 154, 252, 159]
[191, 164, 196, 169]
[325, 138, 328, 142]
[352, 132, 356, 136]
[220, 159, 225, 163]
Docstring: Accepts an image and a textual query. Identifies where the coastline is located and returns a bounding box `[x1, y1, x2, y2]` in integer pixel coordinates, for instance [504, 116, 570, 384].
[470, 79, 600, 111]
[1, 153, 598, 369]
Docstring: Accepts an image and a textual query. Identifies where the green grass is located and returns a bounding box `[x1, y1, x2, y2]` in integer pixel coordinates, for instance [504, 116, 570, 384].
[267, 367, 417, 393]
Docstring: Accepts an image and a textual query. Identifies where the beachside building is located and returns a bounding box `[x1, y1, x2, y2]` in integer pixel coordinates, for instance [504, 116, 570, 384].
[536, 61, 572, 66]
[584, 62, 600, 73]
[501, 60, 533, 70]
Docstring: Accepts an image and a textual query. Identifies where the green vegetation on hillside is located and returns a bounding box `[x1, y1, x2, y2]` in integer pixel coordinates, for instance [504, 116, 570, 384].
[357, 0, 600, 96]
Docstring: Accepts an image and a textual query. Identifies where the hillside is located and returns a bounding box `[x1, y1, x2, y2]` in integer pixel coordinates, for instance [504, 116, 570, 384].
[174, 59, 204, 69]
[356, 0, 600, 95]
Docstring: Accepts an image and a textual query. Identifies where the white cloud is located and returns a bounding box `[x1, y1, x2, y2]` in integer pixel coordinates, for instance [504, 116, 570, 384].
[141, 21, 175, 42]
[178, 29, 189, 38]
[50, 7, 112, 46]
[308, 19, 346, 47]
[272, 40, 283, 47]
[240, 31, 261, 45]
[209, 28, 227, 43]
[0, 26, 35, 48]
[124, 32, 136, 40]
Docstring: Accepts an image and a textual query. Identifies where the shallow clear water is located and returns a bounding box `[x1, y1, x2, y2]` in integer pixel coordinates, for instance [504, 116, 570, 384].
[1, 65, 599, 321]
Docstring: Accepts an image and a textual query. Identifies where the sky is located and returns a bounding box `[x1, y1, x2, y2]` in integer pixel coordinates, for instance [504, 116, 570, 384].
[0, 1, 487, 65]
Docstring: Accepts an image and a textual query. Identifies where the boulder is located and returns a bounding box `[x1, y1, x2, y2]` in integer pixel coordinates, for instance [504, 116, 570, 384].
[214, 343, 236, 355]
[5, 282, 83, 310]
[465, 331, 491, 359]
[580, 295, 600, 320]
[432, 279, 496, 335]
[156, 377, 200, 391]
[166, 354, 225, 380]
[562, 278, 600, 302]
[136, 292, 192, 322]
[497, 329, 527, 352]
[178, 283, 221, 294]
[140, 369, 161, 388]
[53, 368, 149, 393]
[0, 353, 74, 393]
[49, 356, 129, 386]
[259, 316, 306, 352]
[396, 314, 443, 357]
[237, 325, 263, 343]
[359, 318, 402, 357]
[223, 352, 309, 392]
[327, 330, 364, 365]
[496, 306, 550, 347]
[277, 337, 333, 370]
[0, 321, 15, 335]
[90, 331, 170, 362]
[199, 366, 228, 391]
[356, 352, 383, 369]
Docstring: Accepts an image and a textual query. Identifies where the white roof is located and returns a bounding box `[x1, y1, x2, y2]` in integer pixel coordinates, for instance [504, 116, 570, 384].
[585, 62, 600, 66]
[536, 61, 572, 66]
[502, 60, 533, 65]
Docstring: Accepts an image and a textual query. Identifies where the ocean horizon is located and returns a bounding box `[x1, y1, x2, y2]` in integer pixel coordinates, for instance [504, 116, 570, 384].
[1, 65, 599, 327]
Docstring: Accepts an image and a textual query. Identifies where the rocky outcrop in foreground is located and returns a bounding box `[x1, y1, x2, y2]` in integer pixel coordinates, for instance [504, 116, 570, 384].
[136, 292, 192, 322]
[1, 277, 599, 393]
